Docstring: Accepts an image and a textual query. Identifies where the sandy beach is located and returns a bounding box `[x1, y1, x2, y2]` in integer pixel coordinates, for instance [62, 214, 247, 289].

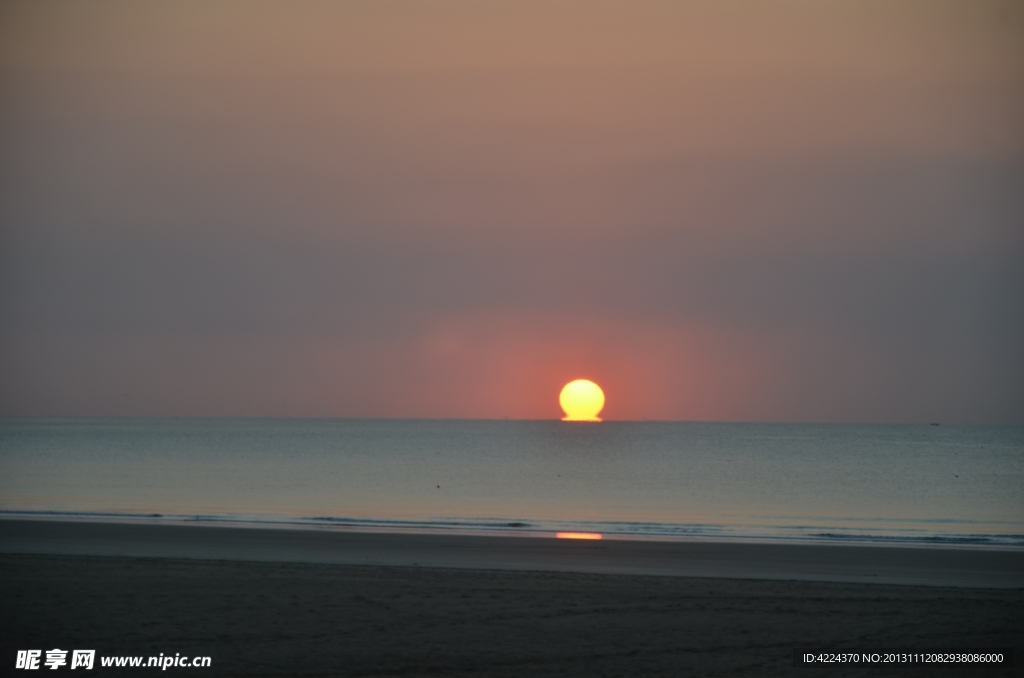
[2, 519, 1024, 588]
[2, 520, 1021, 676]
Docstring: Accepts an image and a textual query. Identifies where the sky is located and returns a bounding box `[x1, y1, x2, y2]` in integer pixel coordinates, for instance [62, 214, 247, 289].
[0, 0, 1022, 423]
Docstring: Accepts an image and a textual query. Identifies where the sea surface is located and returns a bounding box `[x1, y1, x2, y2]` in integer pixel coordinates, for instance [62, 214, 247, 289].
[1, 418, 1022, 547]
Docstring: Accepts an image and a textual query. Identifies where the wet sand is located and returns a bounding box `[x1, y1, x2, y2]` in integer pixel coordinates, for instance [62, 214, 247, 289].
[1, 520, 1022, 676]
[2, 519, 1023, 588]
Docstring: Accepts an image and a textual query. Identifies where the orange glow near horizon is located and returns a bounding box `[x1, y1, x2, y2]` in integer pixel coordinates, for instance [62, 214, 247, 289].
[559, 379, 605, 421]
[556, 532, 604, 540]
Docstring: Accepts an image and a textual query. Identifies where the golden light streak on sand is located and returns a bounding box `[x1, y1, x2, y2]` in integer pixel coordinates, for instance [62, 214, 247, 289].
[556, 532, 604, 540]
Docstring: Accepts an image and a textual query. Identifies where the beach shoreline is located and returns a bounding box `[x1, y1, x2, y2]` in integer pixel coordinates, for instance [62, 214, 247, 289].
[2, 518, 1022, 588]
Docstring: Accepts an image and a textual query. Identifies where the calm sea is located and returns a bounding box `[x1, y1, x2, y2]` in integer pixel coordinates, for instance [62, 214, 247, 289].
[1, 418, 1021, 547]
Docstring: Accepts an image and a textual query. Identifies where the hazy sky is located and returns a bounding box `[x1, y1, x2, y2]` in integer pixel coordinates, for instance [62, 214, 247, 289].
[1, 0, 1022, 422]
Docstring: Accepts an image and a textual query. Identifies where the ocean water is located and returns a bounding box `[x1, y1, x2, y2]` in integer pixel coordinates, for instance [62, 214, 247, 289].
[1, 418, 1022, 547]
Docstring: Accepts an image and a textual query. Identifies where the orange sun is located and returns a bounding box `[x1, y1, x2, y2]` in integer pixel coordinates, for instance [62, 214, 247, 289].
[559, 379, 605, 422]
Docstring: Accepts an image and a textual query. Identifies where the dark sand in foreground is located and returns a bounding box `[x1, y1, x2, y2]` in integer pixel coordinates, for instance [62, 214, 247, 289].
[2, 521, 1021, 676]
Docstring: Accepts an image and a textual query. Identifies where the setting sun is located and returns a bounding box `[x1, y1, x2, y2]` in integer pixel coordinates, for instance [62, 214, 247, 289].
[559, 379, 605, 422]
